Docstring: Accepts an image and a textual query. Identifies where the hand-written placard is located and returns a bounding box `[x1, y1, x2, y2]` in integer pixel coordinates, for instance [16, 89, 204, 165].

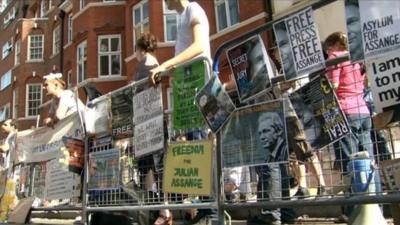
[134, 115, 164, 157]
[172, 60, 206, 130]
[367, 52, 400, 113]
[111, 86, 133, 139]
[133, 86, 163, 125]
[164, 140, 213, 195]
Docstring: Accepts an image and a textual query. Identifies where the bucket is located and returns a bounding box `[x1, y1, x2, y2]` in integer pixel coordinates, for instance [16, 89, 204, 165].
[347, 159, 374, 193]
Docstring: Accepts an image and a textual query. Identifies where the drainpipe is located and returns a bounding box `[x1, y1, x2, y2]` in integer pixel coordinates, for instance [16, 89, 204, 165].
[59, 10, 65, 73]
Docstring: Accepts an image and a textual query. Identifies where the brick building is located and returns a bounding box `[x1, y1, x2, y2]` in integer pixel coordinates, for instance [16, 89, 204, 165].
[0, 0, 281, 138]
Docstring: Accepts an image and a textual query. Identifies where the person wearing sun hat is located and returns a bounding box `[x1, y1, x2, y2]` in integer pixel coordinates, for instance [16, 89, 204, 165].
[43, 72, 85, 126]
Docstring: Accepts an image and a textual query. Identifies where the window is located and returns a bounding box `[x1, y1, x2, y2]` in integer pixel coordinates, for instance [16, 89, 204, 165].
[0, 104, 10, 122]
[68, 14, 73, 43]
[2, 38, 12, 59]
[67, 70, 72, 88]
[3, 6, 15, 26]
[26, 84, 42, 117]
[215, 0, 239, 31]
[77, 41, 87, 83]
[14, 39, 20, 65]
[40, 0, 52, 17]
[79, 0, 85, 10]
[28, 34, 44, 61]
[132, 1, 149, 44]
[52, 25, 61, 55]
[163, 1, 177, 42]
[12, 88, 18, 119]
[98, 35, 121, 76]
[1, 70, 11, 90]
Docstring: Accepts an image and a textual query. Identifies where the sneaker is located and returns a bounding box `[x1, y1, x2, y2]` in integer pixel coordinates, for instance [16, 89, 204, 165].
[293, 187, 309, 199]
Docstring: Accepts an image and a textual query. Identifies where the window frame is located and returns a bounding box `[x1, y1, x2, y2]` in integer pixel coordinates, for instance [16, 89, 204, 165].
[67, 14, 73, 43]
[77, 40, 87, 84]
[28, 34, 44, 61]
[0, 103, 10, 122]
[2, 38, 12, 59]
[214, 0, 240, 32]
[132, 0, 149, 46]
[52, 25, 61, 55]
[67, 70, 72, 88]
[1, 70, 11, 91]
[98, 34, 121, 77]
[25, 83, 42, 118]
[14, 38, 20, 65]
[163, 0, 178, 42]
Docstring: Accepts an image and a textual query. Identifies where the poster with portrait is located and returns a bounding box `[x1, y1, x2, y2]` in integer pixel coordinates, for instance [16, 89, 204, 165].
[88, 148, 120, 190]
[366, 51, 400, 115]
[172, 59, 206, 130]
[133, 86, 163, 125]
[195, 76, 236, 133]
[226, 35, 275, 102]
[111, 86, 133, 139]
[220, 100, 288, 168]
[273, 7, 325, 81]
[345, 0, 400, 62]
[289, 75, 350, 149]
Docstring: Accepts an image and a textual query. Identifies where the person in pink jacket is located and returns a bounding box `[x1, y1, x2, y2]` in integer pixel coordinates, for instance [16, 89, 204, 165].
[325, 32, 373, 171]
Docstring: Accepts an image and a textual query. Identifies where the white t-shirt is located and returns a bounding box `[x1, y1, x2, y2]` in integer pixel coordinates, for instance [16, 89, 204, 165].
[56, 90, 85, 120]
[175, 2, 211, 62]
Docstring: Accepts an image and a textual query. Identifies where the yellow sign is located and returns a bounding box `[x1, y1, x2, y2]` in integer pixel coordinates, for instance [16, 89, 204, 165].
[164, 140, 213, 195]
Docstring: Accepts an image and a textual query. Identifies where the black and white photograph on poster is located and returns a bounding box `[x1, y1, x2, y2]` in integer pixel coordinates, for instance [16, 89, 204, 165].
[289, 75, 350, 149]
[195, 75, 236, 133]
[220, 100, 288, 168]
[134, 115, 164, 157]
[133, 86, 163, 125]
[273, 7, 325, 81]
[367, 51, 400, 117]
[111, 86, 133, 139]
[349, 0, 400, 61]
[226, 35, 275, 102]
[345, 0, 364, 62]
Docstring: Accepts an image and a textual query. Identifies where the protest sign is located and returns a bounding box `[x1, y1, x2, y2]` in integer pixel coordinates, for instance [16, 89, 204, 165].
[164, 140, 212, 195]
[172, 59, 206, 130]
[45, 158, 79, 200]
[134, 115, 164, 157]
[111, 86, 133, 139]
[195, 76, 235, 133]
[85, 96, 110, 135]
[367, 52, 400, 114]
[226, 35, 275, 102]
[88, 148, 120, 190]
[274, 7, 325, 81]
[289, 75, 350, 149]
[221, 100, 288, 168]
[346, 0, 400, 62]
[133, 86, 163, 125]
[16, 114, 83, 163]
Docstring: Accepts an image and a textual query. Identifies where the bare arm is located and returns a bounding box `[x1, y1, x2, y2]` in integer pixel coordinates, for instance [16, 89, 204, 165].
[149, 20, 205, 85]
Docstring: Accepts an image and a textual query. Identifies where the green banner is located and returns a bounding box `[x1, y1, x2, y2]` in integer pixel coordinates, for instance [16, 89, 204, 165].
[172, 60, 206, 130]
